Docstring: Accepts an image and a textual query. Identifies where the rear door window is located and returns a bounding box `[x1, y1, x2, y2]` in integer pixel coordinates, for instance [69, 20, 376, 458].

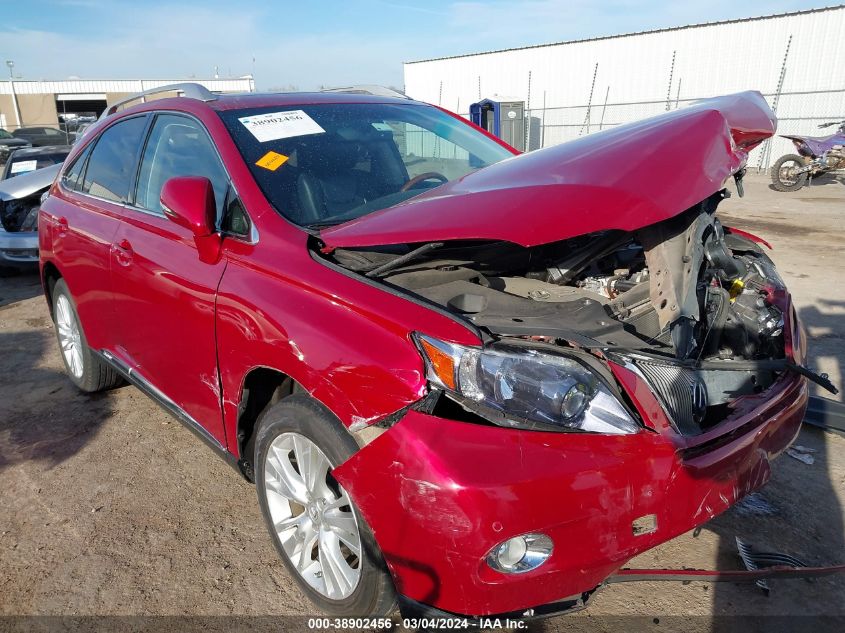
[82, 116, 147, 204]
[135, 114, 228, 218]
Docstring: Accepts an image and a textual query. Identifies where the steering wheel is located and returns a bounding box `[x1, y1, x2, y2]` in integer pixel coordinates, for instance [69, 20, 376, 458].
[400, 172, 449, 192]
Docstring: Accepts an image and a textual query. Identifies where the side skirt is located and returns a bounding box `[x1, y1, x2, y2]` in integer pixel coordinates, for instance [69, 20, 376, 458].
[95, 349, 246, 478]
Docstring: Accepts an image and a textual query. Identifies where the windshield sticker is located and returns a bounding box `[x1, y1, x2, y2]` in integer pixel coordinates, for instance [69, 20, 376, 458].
[10, 160, 37, 175]
[255, 150, 289, 171]
[372, 122, 393, 132]
[239, 110, 325, 143]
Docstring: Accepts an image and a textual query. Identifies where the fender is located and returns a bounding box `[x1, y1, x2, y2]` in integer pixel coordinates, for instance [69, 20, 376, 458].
[215, 216, 480, 454]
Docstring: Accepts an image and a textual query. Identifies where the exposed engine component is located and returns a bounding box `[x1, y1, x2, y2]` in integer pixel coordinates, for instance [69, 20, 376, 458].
[327, 188, 790, 434]
[0, 194, 41, 233]
[821, 146, 845, 170]
[636, 193, 748, 359]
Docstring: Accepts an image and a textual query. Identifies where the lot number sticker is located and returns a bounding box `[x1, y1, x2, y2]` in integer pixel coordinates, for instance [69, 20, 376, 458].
[10, 160, 38, 175]
[239, 110, 325, 143]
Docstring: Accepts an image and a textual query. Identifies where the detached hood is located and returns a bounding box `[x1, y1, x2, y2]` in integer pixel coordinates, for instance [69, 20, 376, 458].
[321, 91, 775, 249]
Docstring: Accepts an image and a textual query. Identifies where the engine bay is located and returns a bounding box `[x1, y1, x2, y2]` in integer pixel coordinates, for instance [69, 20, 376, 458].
[325, 191, 791, 434]
[0, 190, 41, 233]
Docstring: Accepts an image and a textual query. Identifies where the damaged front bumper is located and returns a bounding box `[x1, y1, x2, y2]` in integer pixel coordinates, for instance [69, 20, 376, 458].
[0, 229, 38, 268]
[333, 363, 809, 617]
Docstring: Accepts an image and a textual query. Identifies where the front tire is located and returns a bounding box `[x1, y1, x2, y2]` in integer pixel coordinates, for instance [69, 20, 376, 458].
[51, 278, 121, 392]
[770, 154, 808, 191]
[254, 394, 396, 616]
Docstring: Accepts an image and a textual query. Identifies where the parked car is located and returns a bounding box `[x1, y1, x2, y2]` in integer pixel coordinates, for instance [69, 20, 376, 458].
[0, 128, 30, 163]
[1, 145, 71, 180]
[12, 126, 73, 147]
[39, 86, 821, 621]
[73, 122, 94, 141]
[0, 163, 58, 269]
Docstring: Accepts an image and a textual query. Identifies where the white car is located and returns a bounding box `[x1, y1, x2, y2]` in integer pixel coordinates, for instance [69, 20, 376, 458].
[0, 163, 60, 270]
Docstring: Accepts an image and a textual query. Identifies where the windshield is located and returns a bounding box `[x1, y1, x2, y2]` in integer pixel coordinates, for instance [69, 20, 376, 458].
[219, 102, 514, 227]
[0, 129, 12, 139]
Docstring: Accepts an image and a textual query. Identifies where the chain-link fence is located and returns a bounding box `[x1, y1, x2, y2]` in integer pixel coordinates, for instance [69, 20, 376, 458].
[456, 88, 844, 172]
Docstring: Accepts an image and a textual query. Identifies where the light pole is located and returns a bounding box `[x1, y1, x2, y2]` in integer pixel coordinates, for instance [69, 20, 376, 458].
[5, 60, 22, 130]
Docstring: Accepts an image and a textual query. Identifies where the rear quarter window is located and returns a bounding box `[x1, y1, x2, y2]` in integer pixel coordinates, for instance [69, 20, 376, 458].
[81, 116, 147, 203]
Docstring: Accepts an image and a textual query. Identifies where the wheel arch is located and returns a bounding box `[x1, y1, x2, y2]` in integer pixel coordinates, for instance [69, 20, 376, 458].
[41, 260, 63, 316]
[234, 366, 302, 480]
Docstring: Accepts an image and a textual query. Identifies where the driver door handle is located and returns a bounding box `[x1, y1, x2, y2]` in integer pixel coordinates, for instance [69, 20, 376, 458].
[112, 239, 134, 267]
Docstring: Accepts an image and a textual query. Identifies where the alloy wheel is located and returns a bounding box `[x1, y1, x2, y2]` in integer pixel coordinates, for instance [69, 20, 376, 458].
[264, 432, 362, 599]
[55, 294, 84, 378]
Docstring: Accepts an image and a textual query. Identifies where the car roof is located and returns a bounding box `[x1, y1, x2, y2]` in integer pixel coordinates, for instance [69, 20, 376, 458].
[207, 91, 422, 112]
[77, 90, 429, 155]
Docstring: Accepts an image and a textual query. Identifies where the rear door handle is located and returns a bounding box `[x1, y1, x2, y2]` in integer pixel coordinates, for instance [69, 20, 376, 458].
[112, 239, 133, 266]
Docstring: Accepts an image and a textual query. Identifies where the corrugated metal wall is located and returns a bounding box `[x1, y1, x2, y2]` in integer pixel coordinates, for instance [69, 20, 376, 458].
[404, 6, 845, 169]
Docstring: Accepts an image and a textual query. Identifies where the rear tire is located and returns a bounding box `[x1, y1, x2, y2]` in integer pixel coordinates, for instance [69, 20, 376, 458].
[770, 154, 808, 192]
[254, 394, 396, 617]
[51, 278, 121, 392]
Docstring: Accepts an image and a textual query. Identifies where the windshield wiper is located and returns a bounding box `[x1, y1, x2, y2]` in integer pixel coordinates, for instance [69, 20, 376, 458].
[366, 242, 444, 278]
[306, 220, 344, 229]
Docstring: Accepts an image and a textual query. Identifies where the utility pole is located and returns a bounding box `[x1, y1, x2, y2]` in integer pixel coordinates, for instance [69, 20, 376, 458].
[5, 60, 22, 130]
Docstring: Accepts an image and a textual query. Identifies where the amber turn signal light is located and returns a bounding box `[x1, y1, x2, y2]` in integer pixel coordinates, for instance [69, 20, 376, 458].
[418, 337, 457, 390]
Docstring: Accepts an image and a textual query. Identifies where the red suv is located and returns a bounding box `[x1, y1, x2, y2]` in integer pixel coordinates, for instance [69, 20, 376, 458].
[40, 86, 812, 620]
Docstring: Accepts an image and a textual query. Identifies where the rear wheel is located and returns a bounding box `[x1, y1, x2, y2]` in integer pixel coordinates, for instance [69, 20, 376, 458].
[254, 394, 396, 616]
[770, 154, 808, 192]
[52, 278, 121, 392]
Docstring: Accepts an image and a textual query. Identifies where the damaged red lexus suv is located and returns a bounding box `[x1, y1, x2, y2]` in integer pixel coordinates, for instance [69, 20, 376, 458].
[40, 86, 812, 619]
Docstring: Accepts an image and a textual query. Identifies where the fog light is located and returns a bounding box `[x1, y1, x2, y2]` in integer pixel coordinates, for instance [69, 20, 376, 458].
[486, 533, 553, 573]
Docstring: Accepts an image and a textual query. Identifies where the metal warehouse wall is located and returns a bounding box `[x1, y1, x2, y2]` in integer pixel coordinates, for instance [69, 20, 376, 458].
[0, 78, 254, 131]
[404, 6, 845, 169]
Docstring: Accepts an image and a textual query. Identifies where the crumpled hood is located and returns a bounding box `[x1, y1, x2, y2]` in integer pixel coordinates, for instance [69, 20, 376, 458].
[321, 91, 775, 249]
[0, 163, 61, 202]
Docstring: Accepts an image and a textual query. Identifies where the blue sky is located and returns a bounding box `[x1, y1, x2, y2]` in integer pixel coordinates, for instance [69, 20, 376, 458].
[0, 0, 832, 90]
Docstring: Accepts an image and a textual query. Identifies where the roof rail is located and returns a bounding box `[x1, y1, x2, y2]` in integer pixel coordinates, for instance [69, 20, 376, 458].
[100, 82, 218, 120]
[321, 85, 411, 100]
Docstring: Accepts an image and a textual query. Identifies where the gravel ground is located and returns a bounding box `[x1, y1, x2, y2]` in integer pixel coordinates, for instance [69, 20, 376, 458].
[0, 173, 843, 632]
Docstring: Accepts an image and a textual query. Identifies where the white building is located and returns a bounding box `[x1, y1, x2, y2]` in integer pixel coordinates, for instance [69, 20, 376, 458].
[404, 5, 845, 168]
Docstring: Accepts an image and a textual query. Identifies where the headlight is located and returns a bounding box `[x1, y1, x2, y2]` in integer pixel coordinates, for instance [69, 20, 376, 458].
[414, 334, 639, 434]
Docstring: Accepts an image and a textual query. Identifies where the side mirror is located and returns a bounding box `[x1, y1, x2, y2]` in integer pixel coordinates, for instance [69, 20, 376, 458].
[160, 176, 222, 263]
[160, 176, 216, 237]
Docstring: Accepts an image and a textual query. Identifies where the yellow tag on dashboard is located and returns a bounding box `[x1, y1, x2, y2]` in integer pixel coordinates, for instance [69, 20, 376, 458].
[255, 151, 289, 171]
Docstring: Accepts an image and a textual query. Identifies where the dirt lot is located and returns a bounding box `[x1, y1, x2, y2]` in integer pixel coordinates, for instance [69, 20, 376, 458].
[1, 174, 844, 632]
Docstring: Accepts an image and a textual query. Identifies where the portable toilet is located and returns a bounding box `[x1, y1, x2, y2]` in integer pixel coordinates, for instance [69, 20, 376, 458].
[470, 96, 525, 151]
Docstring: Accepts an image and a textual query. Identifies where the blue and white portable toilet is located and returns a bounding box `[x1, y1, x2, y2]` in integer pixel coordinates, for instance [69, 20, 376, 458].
[469, 96, 525, 151]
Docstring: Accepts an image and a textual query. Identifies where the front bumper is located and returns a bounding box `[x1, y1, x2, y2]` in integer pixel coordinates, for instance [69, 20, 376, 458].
[334, 365, 808, 617]
[0, 230, 38, 268]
